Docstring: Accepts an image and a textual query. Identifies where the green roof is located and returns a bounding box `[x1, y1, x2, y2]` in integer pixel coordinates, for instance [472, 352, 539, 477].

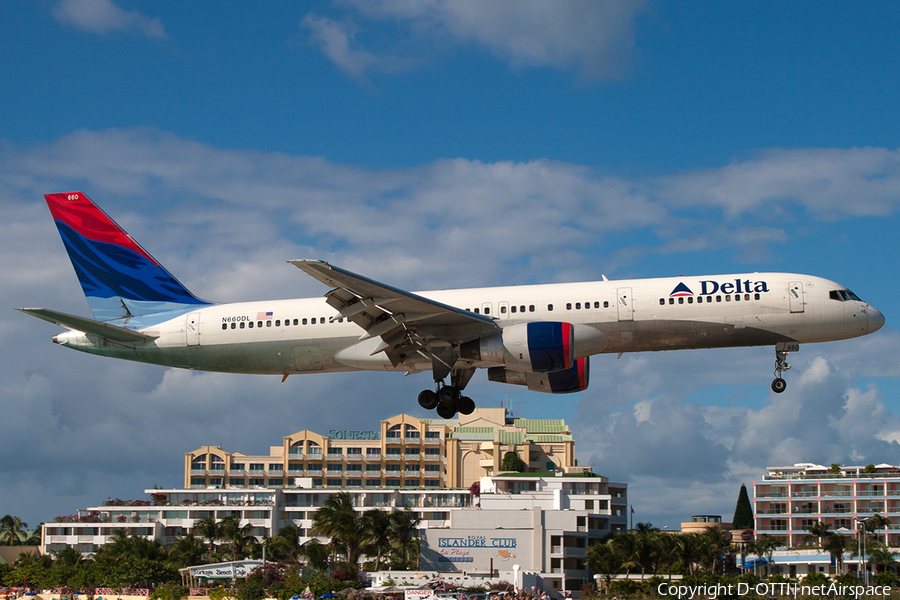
[513, 418, 569, 434]
[499, 431, 525, 444]
[527, 434, 572, 443]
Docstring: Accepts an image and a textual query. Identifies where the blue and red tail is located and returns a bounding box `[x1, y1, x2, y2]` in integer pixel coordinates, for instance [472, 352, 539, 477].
[45, 192, 211, 322]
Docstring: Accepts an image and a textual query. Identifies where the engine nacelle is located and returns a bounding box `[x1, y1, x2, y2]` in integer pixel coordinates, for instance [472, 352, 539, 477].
[460, 322, 607, 373]
[460, 321, 572, 373]
[488, 357, 590, 394]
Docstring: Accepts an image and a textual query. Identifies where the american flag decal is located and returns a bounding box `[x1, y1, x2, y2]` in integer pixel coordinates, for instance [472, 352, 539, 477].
[256, 311, 273, 320]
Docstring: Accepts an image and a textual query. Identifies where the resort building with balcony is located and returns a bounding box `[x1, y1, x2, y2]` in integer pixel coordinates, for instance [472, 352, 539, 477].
[184, 408, 580, 491]
[42, 407, 626, 595]
[753, 462, 900, 547]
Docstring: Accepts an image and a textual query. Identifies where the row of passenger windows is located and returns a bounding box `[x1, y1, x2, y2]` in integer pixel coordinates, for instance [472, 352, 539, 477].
[222, 317, 345, 330]
[658, 293, 761, 306]
[466, 300, 612, 315]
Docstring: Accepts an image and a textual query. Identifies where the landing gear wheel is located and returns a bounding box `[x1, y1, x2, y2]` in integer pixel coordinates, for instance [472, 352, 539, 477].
[436, 402, 457, 419]
[418, 389, 439, 410]
[771, 378, 787, 394]
[438, 385, 460, 407]
[457, 396, 475, 415]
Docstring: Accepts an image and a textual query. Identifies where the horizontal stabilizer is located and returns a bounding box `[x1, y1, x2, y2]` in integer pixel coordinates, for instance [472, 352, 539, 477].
[16, 308, 157, 343]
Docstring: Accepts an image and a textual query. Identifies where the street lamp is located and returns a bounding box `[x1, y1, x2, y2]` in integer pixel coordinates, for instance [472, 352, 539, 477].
[855, 519, 868, 586]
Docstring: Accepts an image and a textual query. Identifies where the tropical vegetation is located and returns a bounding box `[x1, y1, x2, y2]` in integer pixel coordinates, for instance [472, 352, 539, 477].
[0, 499, 419, 593]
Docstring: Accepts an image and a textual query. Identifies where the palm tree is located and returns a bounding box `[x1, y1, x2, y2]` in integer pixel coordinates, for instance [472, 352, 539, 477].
[868, 514, 892, 545]
[299, 538, 330, 571]
[586, 539, 622, 594]
[219, 514, 257, 561]
[360, 509, 392, 570]
[270, 524, 303, 561]
[823, 532, 852, 575]
[312, 492, 364, 569]
[805, 520, 831, 548]
[193, 515, 222, 557]
[750, 534, 780, 576]
[699, 527, 733, 574]
[0, 515, 28, 546]
[672, 534, 703, 576]
[868, 545, 897, 574]
[388, 507, 420, 570]
[167, 532, 207, 568]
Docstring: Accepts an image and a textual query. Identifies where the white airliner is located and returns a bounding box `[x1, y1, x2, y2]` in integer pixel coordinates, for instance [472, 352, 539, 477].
[19, 192, 885, 418]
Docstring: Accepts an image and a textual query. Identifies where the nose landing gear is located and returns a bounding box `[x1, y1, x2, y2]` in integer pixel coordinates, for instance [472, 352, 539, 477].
[771, 343, 798, 393]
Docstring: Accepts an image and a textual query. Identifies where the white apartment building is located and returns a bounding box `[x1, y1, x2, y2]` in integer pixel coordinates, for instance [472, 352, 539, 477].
[43, 471, 626, 595]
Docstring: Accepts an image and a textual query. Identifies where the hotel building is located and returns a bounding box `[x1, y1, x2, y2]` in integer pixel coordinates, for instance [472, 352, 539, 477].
[184, 408, 579, 490]
[754, 462, 900, 547]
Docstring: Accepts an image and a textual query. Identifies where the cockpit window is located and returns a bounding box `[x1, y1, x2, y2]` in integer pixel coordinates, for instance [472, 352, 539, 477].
[830, 289, 863, 302]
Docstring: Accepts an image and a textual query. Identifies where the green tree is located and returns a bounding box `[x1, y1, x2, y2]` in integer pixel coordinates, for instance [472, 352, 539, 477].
[194, 515, 222, 557]
[0, 515, 28, 546]
[270, 524, 303, 562]
[823, 532, 852, 574]
[732, 484, 754, 530]
[868, 545, 897, 574]
[167, 532, 207, 568]
[868, 514, 892, 545]
[671, 534, 702, 576]
[500, 451, 526, 472]
[299, 539, 330, 571]
[750, 534, 780, 576]
[805, 520, 831, 548]
[360, 509, 392, 570]
[585, 539, 622, 594]
[312, 492, 364, 570]
[220, 514, 257, 561]
[388, 507, 420, 570]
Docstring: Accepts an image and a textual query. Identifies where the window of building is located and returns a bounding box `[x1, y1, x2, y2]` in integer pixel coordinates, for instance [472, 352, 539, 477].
[366, 464, 381, 472]
[366, 447, 381, 455]
[268, 479, 283, 486]
[327, 479, 343, 486]
[230, 479, 244, 486]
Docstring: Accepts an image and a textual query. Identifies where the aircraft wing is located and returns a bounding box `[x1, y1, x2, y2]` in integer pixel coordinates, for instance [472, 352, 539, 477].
[16, 308, 157, 343]
[289, 260, 499, 367]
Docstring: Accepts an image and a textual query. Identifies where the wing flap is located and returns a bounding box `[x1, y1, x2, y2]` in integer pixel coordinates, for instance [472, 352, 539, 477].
[289, 259, 499, 366]
[16, 308, 158, 343]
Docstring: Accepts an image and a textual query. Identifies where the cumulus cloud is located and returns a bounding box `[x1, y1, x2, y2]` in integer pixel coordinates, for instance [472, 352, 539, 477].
[660, 147, 900, 219]
[305, 0, 647, 79]
[52, 0, 166, 38]
[2, 128, 899, 527]
[575, 338, 900, 522]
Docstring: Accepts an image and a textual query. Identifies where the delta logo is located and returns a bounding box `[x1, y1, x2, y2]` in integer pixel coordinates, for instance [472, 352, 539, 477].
[669, 279, 770, 297]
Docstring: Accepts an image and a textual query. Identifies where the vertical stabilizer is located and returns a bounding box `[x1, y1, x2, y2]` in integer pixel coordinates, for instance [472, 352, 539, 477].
[45, 192, 211, 322]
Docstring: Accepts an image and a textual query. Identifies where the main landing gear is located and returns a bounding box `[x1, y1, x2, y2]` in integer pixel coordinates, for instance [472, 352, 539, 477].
[417, 365, 476, 418]
[771, 344, 796, 394]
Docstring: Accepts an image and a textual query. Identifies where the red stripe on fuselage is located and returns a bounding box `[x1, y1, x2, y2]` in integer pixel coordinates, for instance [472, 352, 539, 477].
[45, 192, 160, 266]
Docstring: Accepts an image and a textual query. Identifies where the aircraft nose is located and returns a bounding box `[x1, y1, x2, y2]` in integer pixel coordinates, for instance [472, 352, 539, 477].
[868, 306, 885, 334]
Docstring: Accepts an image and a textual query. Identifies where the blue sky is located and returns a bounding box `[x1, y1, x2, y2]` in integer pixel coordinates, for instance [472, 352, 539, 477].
[2, 0, 900, 532]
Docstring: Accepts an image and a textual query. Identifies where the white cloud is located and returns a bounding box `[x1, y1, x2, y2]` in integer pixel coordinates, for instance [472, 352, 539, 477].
[307, 0, 647, 79]
[2, 128, 899, 528]
[659, 147, 900, 219]
[52, 0, 166, 38]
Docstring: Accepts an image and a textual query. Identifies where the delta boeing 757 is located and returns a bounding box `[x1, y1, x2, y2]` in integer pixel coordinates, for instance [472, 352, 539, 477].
[18, 192, 885, 418]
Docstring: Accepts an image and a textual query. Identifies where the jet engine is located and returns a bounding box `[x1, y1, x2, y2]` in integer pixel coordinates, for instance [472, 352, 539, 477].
[488, 357, 590, 393]
[459, 321, 607, 373]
